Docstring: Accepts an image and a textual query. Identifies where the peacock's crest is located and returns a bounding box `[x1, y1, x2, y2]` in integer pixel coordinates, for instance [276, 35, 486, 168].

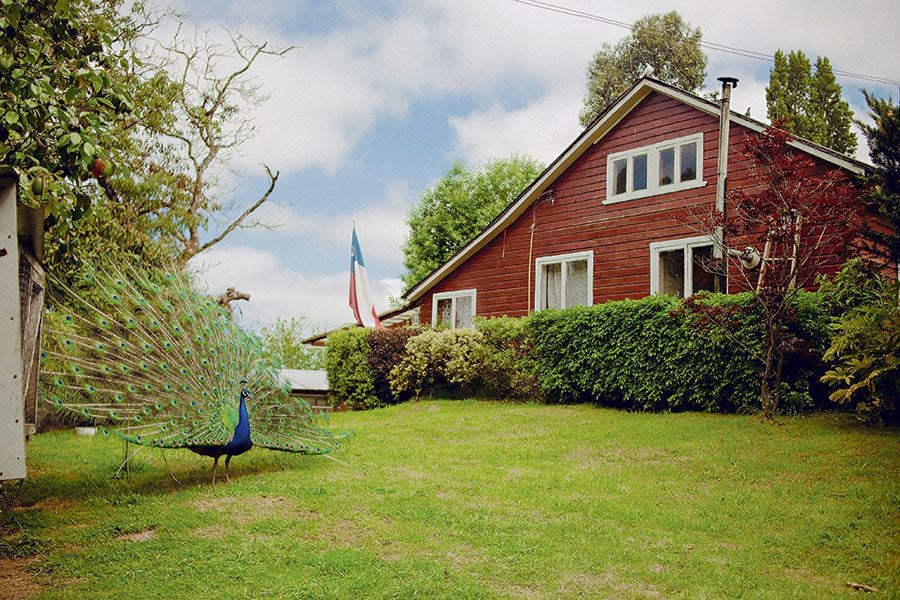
[40, 262, 341, 459]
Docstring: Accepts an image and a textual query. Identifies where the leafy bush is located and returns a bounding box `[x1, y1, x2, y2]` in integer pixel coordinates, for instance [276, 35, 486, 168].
[475, 316, 539, 399]
[820, 260, 900, 423]
[390, 329, 486, 400]
[257, 316, 324, 369]
[324, 328, 378, 409]
[367, 327, 420, 405]
[528, 293, 827, 413]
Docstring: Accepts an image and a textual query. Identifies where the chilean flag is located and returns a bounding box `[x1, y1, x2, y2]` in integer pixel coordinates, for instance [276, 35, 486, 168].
[349, 226, 381, 328]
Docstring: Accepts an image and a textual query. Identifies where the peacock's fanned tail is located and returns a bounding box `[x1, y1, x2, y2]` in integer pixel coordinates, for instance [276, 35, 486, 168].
[40, 263, 342, 455]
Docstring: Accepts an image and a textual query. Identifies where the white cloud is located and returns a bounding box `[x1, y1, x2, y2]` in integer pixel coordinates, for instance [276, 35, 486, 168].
[161, 0, 897, 177]
[189, 245, 402, 330]
[163, 0, 607, 174]
[449, 90, 585, 167]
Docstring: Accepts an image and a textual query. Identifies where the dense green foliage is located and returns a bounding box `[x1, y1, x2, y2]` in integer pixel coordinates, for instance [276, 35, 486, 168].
[820, 260, 899, 423]
[579, 11, 707, 126]
[327, 293, 835, 415]
[390, 328, 486, 400]
[474, 316, 539, 399]
[7, 403, 898, 597]
[858, 91, 900, 263]
[720, 125, 861, 417]
[257, 316, 324, 370]
[323, 328, 378, 409]
[0, 0, 138, 220]
[366, 327, 420, 405]
[327, 320, 537, 408]
[528, 293, 829, 413]
[2, 0, 286, 286]
[401, 155, 543, 291]
[766, 50, 857, 155]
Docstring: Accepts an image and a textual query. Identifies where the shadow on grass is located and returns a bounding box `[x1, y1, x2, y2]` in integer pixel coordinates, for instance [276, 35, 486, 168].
[2, 439, 331, 515]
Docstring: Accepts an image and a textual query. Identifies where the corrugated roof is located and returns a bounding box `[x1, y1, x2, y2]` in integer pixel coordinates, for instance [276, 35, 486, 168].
[281, 369, 329, 392]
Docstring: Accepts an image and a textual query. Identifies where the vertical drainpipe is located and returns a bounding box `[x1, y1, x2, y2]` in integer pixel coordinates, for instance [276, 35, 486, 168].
[715, 76, 738, 263]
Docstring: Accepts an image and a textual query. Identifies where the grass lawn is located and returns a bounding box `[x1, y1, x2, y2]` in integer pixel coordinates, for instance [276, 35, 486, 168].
[1, 401, 898, 599]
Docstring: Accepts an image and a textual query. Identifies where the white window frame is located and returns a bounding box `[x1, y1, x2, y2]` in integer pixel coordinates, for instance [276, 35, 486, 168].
[604, 133, 706, 204]
[432, 289, 477, 328]
[534, 251, 594, 312]
[649, 235, 725, 297]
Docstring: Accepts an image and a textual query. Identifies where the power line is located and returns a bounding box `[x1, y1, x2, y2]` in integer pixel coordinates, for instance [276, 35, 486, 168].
[509, 0, 900, 87]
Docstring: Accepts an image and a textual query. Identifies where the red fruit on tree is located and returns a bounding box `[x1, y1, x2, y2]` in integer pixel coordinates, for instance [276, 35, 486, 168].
[91, 158, 106, 178]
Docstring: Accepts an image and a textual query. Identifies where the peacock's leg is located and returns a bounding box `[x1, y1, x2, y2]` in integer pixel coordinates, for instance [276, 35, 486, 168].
[212, 455, 219, 484]
[224, 455, 232, 482]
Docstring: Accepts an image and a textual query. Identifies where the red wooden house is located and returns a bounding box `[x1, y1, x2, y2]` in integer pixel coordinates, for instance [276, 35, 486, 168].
[402, 77, 870, 327]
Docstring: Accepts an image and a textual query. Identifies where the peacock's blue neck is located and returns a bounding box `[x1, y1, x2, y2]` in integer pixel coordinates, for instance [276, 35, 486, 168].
[224, 393, 252, 454]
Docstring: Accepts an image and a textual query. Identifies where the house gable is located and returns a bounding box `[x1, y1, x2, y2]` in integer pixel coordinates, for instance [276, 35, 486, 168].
[406, 77, 869, 325]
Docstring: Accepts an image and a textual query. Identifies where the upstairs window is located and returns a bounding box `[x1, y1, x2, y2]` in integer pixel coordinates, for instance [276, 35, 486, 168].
[433, 289, 476, 328]
[605, 133, 704, 204]
[535, 251, 593, 311]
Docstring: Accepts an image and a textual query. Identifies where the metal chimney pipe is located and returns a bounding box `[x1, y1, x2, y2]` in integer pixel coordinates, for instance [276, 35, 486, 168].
[716, 76, 738, 215]
[715, 77, 738, 261]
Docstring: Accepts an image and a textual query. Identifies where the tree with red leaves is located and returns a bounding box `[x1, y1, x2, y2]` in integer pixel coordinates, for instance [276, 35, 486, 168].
[698, 125, 863, 417]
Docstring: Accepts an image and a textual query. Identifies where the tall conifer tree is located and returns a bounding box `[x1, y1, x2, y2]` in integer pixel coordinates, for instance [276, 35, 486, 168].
[766, 50, 857, 155]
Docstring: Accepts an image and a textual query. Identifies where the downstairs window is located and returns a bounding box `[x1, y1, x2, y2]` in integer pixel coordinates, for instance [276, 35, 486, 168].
[535, 251, 593, 311]
[650, 236, 726, 298]
[432, 289, 476, 328]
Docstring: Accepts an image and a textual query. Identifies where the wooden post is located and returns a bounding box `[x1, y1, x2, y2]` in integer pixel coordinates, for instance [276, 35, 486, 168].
[0, 169, 26, 480]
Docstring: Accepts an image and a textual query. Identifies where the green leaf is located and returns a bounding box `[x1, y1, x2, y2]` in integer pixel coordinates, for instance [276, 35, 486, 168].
[4, 111, 19, 125]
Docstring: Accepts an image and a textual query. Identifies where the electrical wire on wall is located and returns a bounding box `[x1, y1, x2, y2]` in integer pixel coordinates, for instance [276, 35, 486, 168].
[527, 190, 555, 312]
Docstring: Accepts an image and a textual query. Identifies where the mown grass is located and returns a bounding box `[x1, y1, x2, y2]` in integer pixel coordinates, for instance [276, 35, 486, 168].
[1, 401, 898, 599]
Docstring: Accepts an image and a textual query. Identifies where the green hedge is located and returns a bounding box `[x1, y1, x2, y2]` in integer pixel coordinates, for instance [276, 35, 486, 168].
[528, 292, 829, 413]
[368, 326, 420, 405]
[326, 292, 831, 414]
[323, 327, 378, 409]
[475, 316, 539, 399]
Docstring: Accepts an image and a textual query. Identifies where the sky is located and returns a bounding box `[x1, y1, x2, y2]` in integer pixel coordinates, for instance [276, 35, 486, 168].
[164, 0, 900, 334]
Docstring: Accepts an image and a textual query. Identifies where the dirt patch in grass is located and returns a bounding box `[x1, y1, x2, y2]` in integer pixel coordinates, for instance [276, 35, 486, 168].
[116, 529, 155, 542]
[565, 445, 689, 472]
[190, 525, 228, 540]
[0, 556, 43, 600]
[190, 495, 237, 512]
[313, 517, 369, 549]
[492, 582, 542, 599]
[190, 495, 311, 524]
[444, 542, 483, 570]
[13, 497, 77, 514]
[504, 466, 527, 479]
[565, 446, 603, 470]
[390, 466, 427, 482]
[561, 571, 664, 599]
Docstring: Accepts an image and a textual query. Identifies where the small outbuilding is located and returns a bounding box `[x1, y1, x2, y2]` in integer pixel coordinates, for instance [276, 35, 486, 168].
[281, 369, 332, 413]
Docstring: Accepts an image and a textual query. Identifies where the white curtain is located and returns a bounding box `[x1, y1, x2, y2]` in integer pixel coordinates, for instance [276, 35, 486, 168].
[543, 263, 562, 309]
[565, 260, 589, 307]
[456, 295, 473, 328]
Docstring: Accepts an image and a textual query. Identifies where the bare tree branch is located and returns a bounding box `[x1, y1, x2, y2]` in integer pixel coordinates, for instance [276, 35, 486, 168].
[194, 165, 279, 258]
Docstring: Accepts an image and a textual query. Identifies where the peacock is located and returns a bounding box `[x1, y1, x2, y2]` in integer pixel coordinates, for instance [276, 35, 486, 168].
[40, 262, 343, 483]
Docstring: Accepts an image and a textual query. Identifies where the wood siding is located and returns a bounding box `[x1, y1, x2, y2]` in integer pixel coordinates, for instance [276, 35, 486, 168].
[418, 91, 861, 324]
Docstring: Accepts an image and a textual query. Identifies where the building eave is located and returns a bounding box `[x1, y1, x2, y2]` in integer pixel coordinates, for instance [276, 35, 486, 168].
[402, 77, 869, 303]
